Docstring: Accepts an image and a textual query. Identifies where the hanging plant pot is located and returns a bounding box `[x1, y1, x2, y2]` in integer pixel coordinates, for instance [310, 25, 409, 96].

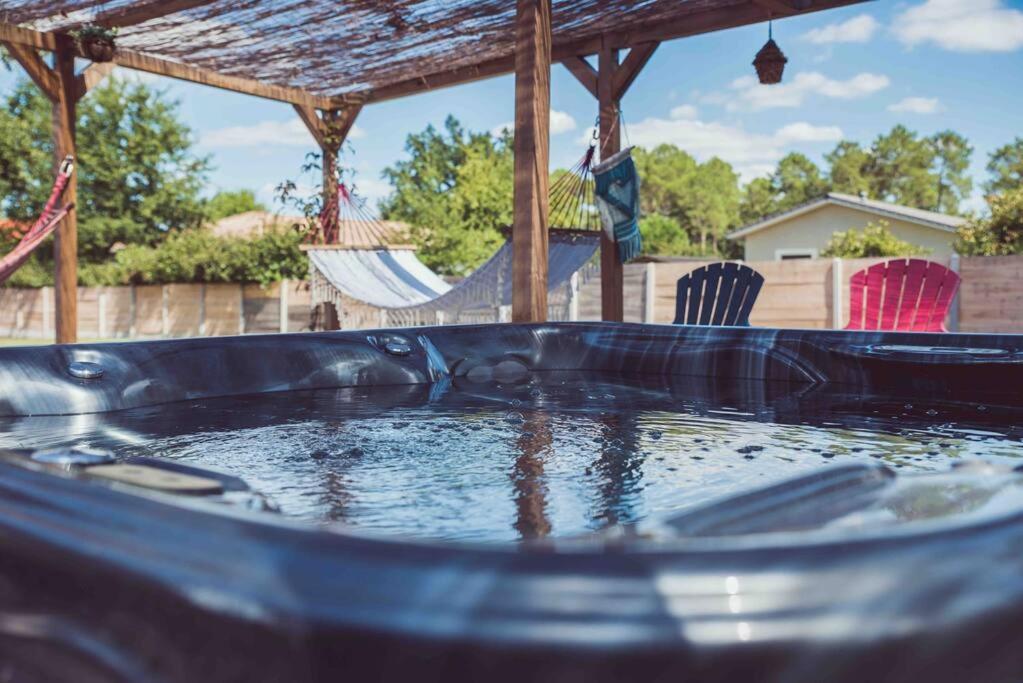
[72, 26, 117, 63]
[753, 38, 787, 85]
[79, 35, 116, 62]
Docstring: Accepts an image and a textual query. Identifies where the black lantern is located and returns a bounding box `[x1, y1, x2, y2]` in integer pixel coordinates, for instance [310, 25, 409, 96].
[753, 21, 787, 85]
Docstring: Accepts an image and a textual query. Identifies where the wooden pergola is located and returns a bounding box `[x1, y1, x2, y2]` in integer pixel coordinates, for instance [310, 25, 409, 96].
[0, 0, 867, 343]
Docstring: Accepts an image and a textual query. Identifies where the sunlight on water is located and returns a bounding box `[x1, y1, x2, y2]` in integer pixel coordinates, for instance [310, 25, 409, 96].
[1, 373, 1022, 542]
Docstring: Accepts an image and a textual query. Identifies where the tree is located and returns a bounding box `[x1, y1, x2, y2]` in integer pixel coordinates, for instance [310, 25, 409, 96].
[822, 220, 931, 258]
[863, 125, 938, 209]
[929, 130, 972, 214]
[771, 153, 830, 211]
[738, 177, 777, 225]
[206, 189, 265, 221]
[986, 138, 1023, 195]
[380, 117, 508, 275]
[827, 141, 871, 196]
[955, 187, 1023, 255]
[0, 77, 211, 267]
[686, 157, 740, 253]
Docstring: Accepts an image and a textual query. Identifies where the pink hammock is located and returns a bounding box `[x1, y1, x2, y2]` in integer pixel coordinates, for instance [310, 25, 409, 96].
[0, 155, 75, 284]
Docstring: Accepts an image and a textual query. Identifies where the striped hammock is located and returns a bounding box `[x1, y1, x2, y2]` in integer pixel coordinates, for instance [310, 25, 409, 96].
[0, 155, 75, 285]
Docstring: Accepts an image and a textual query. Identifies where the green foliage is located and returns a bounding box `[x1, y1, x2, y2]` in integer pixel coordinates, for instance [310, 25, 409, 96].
[822, 220, 931, 258]
[638, 214, 693, 256]
[205, 189, 265, 222]
[826, 141, 871, 197]
[955, 187, 1023, 256]
[80, 228, 308, 287]
[379, 117, 507, 275]
[738, 153, 830, 221]
[986, 137, 1023, 195]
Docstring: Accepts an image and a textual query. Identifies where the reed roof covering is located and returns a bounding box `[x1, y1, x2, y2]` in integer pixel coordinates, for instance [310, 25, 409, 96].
[0, 0, 867, 105]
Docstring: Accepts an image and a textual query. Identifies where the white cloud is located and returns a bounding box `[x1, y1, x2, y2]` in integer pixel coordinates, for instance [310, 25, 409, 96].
[201, 118, 365, 148]
[725, 71, 890, 111]
[893, 0, 1023, 52]
[626, 110, 843, 182]
[802, 14, 879, 44]
[492, 109, 577, 137]
[887, 96, 941, 114]
[669, 104, 699, 120]
[775, 122, 844, 143]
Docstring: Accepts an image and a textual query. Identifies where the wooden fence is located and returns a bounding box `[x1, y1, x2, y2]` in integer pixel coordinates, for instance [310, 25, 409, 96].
[0, 281, 312, 339]
[0, 254, 1021, 339]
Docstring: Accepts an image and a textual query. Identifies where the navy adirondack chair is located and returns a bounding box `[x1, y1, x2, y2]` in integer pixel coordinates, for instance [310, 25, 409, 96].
[673, 262, 765, 326]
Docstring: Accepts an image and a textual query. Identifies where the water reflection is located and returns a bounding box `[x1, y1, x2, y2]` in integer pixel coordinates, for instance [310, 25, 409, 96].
[1, 372, 1022, 542]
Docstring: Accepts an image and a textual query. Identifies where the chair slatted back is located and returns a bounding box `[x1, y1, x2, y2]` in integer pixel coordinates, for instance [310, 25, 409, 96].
[673, 262, 765, 327]
[845, 258, 960, 332]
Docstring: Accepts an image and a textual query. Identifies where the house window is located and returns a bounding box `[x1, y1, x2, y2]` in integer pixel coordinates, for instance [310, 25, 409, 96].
[775, 248, 818, 260]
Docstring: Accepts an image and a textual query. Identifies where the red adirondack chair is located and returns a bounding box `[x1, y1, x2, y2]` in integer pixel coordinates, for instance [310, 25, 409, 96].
[845, 258, 960, 332]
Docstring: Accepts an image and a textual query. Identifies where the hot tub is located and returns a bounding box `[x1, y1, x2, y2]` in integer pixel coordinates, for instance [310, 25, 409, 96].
[0, 323, 1022, 682]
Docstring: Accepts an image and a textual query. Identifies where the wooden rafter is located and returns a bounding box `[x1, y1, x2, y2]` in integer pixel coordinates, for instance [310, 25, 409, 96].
[562, 56, 597, 98]
[613, 41, 658, 100]
[93, 0, 221, 29]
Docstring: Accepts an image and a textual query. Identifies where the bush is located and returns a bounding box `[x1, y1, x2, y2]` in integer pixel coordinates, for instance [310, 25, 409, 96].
[2, 228, 309, 288]
[822, 220, 931, 258]
[955, 187, 1023, 255]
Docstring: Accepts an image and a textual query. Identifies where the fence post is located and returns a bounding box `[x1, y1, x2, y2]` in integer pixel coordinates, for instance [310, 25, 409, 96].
[98, 288, 108, 339]
[568, 272, 580, 321]
[41, 287, 52, 339]
[949, 253, 961, 332]
[238, 284, 246, 334]
[198, 284, 207, 336]
[161, 285, 170, 337]
[129, 286, 137, 338]
[436, 311, 446, 326]
[831, 258, 844, 329]
[643, 262, 656, 323]
[279, 279, 289, 333]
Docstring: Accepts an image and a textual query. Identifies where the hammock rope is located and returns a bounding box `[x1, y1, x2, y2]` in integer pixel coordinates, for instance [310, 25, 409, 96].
[0, 155, 75, 285]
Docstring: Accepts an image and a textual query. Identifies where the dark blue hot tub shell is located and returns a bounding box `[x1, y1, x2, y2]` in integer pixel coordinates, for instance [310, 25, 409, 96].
[0, 323, 1021, 682]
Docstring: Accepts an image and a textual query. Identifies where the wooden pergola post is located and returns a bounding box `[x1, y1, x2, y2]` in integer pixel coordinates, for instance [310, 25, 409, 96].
[51, 35, 78, 343]
[511, 0, 552, 323]
[597, 45, 622, 322]
[565, 41, 658, 322]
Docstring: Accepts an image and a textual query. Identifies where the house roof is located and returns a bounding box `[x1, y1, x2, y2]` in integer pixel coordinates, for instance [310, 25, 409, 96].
[727, 192, 967, 241]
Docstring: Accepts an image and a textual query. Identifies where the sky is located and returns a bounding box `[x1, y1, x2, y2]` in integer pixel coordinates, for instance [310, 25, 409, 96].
[3, 0, 1023, 214]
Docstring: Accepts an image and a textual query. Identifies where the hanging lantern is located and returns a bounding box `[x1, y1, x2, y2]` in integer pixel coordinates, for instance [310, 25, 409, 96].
[753, 21, 787, 85]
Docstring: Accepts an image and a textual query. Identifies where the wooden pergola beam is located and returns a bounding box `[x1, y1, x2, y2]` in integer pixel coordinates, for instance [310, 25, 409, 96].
[112, 50, 335, 109]
[511, 0, 552, 323]
[0, 41, 59, 100]
[73, 62, 116, 101]
[293, 104, 326, 148]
